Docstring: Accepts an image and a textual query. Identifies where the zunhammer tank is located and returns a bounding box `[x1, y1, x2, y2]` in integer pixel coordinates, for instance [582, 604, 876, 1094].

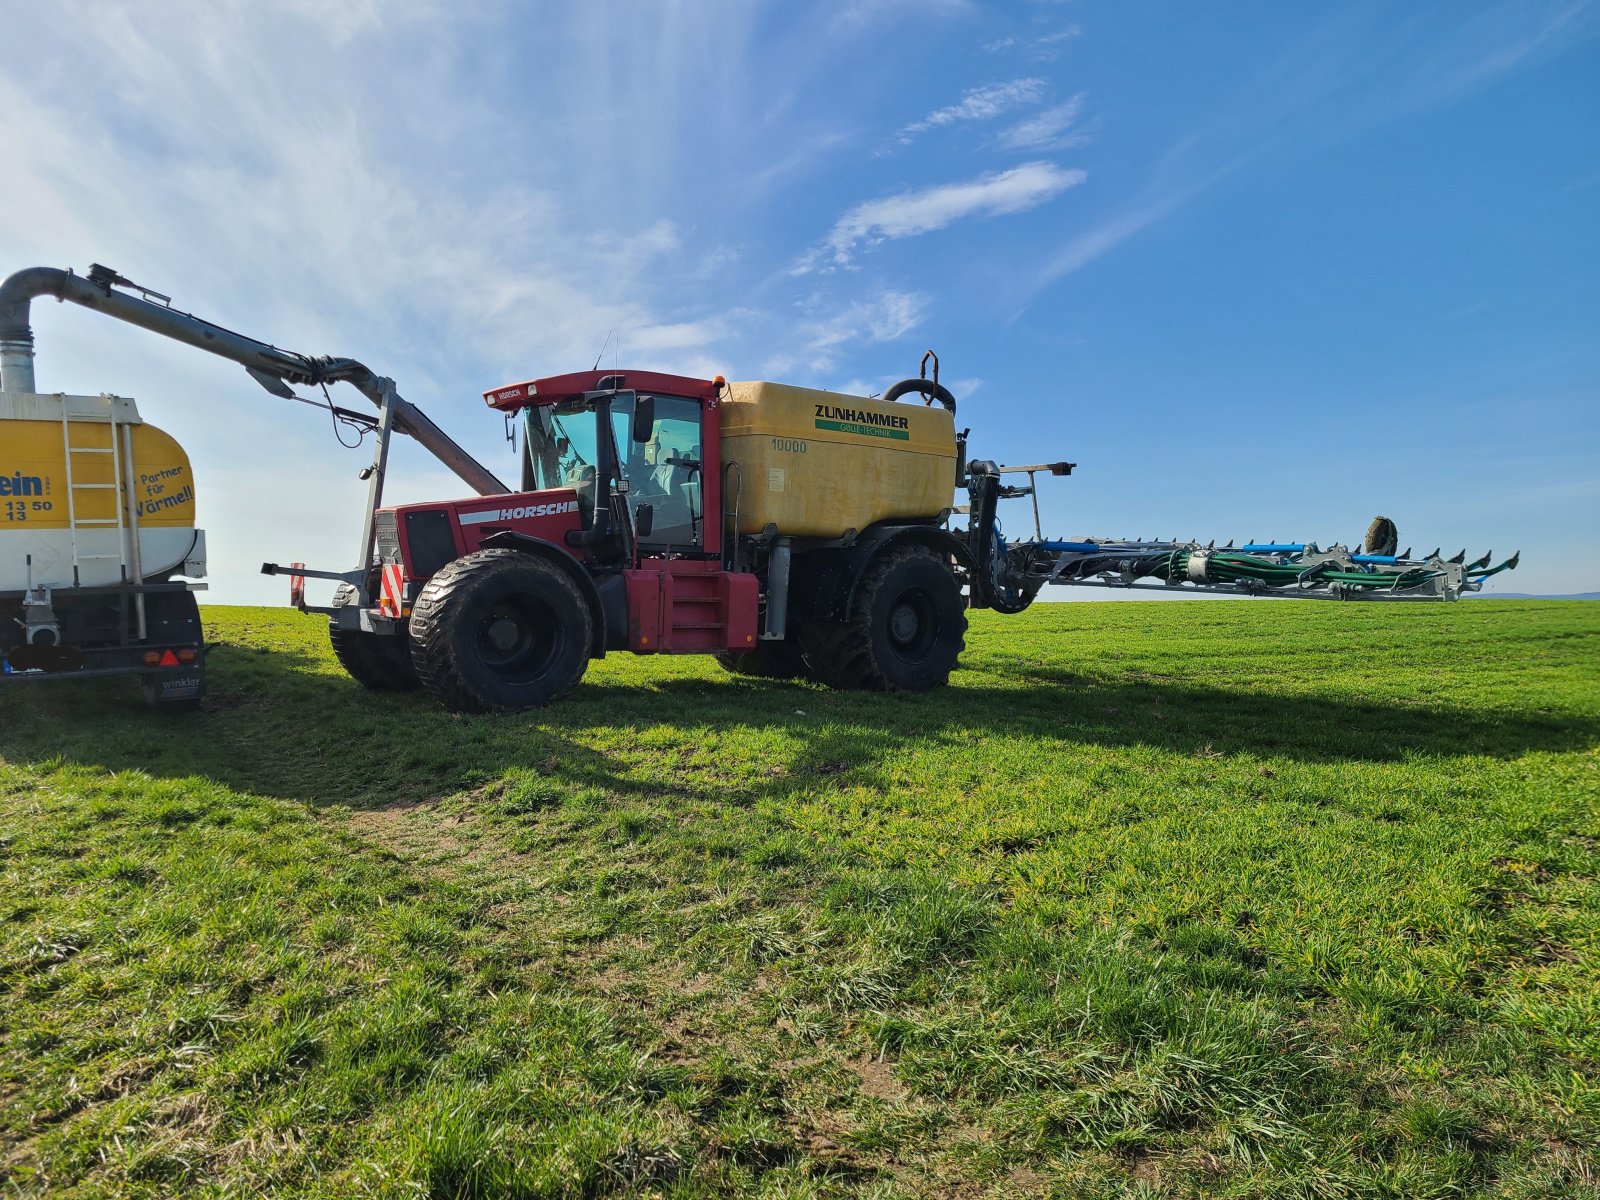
[720, 381, 957, 536]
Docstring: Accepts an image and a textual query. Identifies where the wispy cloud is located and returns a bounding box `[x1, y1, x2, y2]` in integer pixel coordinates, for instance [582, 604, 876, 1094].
[984, 26, 1082, 59]
[815, 162, 1086, 267]
[0, 0, 769, 599]
[897, 79, 1046, 143]
[761, 290, 929, 375]
[998, 94, 1089, 151]
[806, 290, 928, 351]
[1036, 191, 1189, 287]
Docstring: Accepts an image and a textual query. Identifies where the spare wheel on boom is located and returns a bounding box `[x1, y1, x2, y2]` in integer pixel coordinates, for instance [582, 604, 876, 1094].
[408, 548, 593, 713]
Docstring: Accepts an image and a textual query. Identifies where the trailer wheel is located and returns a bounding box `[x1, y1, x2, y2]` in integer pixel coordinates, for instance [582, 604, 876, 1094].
[714, 637, 814, 681]
[408, 549, 592, 713]
[800, 545, 966, 691]
[328, 584, 420, 691]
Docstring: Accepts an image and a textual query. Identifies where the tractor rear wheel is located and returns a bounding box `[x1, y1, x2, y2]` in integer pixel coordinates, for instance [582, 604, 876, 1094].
[800, 545, 966, 691]
[329, 583, 420, 691]
[408, 549, 592, 713]
[714, 637, 813, 681]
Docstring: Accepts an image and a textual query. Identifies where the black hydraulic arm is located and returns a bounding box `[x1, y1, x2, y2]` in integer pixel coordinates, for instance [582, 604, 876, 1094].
[0, 264, 508, 496]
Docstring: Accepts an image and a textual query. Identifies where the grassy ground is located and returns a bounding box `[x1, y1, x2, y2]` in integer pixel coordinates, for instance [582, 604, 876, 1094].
[0, 599, 1596, 1198]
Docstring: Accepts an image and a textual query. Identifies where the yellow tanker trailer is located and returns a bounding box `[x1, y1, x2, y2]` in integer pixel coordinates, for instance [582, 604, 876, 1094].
[0, 390, 207, 706]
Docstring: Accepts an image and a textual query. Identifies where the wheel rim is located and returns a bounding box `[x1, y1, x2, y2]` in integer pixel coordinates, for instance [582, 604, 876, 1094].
[886, 587, 939, 662]
[475, 595, 563, 684]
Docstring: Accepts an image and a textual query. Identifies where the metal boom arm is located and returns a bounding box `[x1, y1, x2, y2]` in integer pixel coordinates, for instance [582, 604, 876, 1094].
[0, 264, 508, 497]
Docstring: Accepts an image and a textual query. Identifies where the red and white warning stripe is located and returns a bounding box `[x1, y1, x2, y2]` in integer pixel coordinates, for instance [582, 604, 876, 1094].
[288, 562, 306, 610]
[379, 562, 407, 616]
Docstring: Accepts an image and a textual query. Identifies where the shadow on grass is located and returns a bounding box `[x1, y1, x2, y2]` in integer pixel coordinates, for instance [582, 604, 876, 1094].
[2, 633, 1594, 814]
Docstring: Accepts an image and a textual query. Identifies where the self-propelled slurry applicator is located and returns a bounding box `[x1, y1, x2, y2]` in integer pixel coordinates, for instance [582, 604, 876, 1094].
[0, 265, 1518, 711]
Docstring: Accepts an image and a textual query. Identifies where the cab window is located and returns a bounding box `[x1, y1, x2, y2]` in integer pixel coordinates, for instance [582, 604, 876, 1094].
[612, 395, 702, 548]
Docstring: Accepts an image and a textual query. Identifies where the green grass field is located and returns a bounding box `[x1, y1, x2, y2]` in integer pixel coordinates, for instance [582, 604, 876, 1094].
[1, 599, 1596, 1198]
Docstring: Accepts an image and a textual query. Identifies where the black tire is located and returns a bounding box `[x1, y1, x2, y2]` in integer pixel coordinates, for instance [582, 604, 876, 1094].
[799, 545, 966, 691]
[140, 588, 205, 711]
[714, 637, 814, 680]
[329, 583, 420, 692]
[1364, 516, 1399, 557]
[408, 549, 593, 713]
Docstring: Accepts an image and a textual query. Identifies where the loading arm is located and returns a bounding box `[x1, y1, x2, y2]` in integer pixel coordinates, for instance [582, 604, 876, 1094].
[0, 264, 508, 497]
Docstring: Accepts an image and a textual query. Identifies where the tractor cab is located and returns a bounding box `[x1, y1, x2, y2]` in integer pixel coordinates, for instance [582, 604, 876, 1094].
[485, 369, 723, 560]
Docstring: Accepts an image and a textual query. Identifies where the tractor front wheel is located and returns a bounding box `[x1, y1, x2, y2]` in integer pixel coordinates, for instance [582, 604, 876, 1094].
[800, 545, 966, 691]
[329, 583, 420, 691]
[408, 549, 593, 713]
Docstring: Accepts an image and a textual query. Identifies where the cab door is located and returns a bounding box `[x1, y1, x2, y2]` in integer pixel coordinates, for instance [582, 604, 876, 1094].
[612, 394, 707, 554]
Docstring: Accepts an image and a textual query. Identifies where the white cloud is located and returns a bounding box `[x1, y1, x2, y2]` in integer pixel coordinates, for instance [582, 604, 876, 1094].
[898, 79, 1046, 142]
[805, 291, 928, 351]
[1038, 200, 1175, 285]
[998, 94, 1089, 151]
[763, 291, 929, 375]
[822, 163, 1087, 265]
[983, 26, 1082, 59]
[0, 0, 757, 602]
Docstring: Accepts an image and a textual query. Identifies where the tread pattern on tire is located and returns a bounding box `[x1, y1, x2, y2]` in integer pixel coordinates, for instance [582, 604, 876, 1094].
[408, 549, 592, 714]
[328, 584, 420, 691]
[800, 544, 966, 692]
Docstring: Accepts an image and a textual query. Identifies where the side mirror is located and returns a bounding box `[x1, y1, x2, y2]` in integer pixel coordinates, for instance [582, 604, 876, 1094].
[632, 395, 656, 443]
[633, 503, 654, 538]
[556, 436, 570, 455]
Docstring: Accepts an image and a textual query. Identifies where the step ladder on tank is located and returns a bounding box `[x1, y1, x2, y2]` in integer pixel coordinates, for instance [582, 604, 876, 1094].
[58, 394, 146, 639]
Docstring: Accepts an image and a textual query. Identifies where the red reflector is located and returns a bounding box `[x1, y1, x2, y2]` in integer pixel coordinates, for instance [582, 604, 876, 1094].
[177, 648, 198, 663]
[141, 651, 161, 666]
[158, 649, 180, 667]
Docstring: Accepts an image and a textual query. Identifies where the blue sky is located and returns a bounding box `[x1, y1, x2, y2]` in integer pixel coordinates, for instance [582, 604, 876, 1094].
[2, 0, 1596, 602]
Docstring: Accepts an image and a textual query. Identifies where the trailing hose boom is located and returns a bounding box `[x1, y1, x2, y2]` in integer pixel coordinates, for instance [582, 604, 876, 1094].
[965, 463, 1519, 606]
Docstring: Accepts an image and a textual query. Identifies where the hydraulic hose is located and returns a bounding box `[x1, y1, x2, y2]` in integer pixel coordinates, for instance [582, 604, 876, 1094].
[881, 377, 957, 414]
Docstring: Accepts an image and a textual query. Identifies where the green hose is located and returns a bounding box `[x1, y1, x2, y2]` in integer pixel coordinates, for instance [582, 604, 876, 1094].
[1153, 550, 1442, 592]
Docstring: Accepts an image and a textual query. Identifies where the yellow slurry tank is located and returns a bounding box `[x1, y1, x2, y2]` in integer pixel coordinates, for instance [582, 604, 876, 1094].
[0, 392, 205, 591]
[720, 381, 956, 536]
